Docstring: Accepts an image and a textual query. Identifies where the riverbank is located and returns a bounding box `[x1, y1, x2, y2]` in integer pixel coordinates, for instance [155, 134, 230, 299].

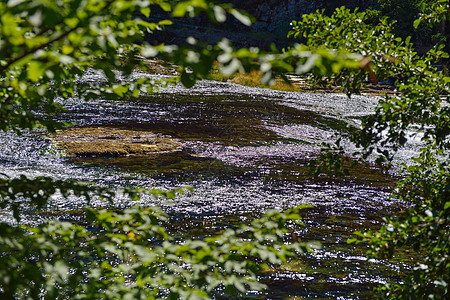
[141, 58, 395, 96]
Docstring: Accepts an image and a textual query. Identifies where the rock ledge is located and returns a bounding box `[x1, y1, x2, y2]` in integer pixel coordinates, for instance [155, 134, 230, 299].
[50, 127, 182, 157]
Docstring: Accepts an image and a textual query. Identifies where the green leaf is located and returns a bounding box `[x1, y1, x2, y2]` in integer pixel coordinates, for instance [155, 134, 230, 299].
[180, 71, 196, 88]
[220, 58, 242, 76]
[213, 6, 226, 23]
[173, 0, 207, 17]
[230, 9, 252, 26]
[234, 280, 246, 292]
[54, 261, 69, 279]
[159, 2, 171, 12]
[158, 19, 173, 26]
[141, 7, 151, 18]
[29, 10, 43, 27]
[28, 61, 45, 82]
[296, 54, 319, 74]
[172, 3, 189, 17]
[64, 17, 79, 28]
[444, 202, 450, 210]
[139, 20, 157, 30]
[405, 36, 411, 45]
[141, 45, 159, 57]
[113, 85, 128, 97]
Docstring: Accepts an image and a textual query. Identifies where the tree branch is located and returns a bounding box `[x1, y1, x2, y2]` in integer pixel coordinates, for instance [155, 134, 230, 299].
[0, 27, 78, 74]
[0, 0, 116, 74]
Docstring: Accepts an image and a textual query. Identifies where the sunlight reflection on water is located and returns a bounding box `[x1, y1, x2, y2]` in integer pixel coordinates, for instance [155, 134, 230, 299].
[0, 74, 417, 298]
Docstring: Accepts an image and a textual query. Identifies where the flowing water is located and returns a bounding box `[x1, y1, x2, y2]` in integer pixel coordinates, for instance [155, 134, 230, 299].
[0, 73, 417, 299]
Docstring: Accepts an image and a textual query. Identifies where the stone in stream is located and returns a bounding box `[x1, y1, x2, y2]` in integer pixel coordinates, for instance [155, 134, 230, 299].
[49, 127, 182, 157]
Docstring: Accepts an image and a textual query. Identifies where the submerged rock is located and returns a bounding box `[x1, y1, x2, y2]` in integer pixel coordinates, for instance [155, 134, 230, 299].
[50, 127, 182, 157]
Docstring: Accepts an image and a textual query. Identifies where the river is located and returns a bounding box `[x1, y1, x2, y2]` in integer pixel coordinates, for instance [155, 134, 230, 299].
[0, 72, 415, 298]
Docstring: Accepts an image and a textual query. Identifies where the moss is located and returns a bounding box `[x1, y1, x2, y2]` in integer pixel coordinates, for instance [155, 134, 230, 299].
[49, 127, 182, 157]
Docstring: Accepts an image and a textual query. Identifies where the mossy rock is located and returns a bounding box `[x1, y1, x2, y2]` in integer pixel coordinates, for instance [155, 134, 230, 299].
[50, 127, 182, 157]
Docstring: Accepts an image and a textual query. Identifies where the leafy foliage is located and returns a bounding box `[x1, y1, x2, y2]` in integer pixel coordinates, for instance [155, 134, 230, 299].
[0, 205, 314, 299]
[349, 148, 449, 298]
[376, 0, 440, 43]
[290, 5, 449, 298]
[288, 6, 448, 96]
[414, 0, 449, 27]
[288, 7, 402, 95]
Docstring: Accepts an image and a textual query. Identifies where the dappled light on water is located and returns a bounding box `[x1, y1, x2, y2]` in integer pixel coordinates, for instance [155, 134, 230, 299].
[0, 75, 415, 298]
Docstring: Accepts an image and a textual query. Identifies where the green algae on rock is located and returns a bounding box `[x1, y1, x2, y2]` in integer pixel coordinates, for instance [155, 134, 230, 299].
[50, 127, 182, 157]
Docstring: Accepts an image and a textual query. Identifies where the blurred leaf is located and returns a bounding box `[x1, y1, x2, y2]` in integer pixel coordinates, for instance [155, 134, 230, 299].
[230, 9, 252, 26]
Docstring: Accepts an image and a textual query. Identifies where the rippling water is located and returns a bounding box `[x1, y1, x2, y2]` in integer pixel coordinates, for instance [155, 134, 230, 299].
[0, 73, 414, 298]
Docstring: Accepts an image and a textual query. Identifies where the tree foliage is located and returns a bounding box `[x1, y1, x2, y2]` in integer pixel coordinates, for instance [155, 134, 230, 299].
[288, 6, 448, 96]
[377, 0, 440, 42]
[290, 5, 449, 298]
[1, 205, 315, 299]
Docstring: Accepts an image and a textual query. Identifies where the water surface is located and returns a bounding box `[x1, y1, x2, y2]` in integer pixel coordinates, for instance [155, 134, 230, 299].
[0, 74, 412, 298]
